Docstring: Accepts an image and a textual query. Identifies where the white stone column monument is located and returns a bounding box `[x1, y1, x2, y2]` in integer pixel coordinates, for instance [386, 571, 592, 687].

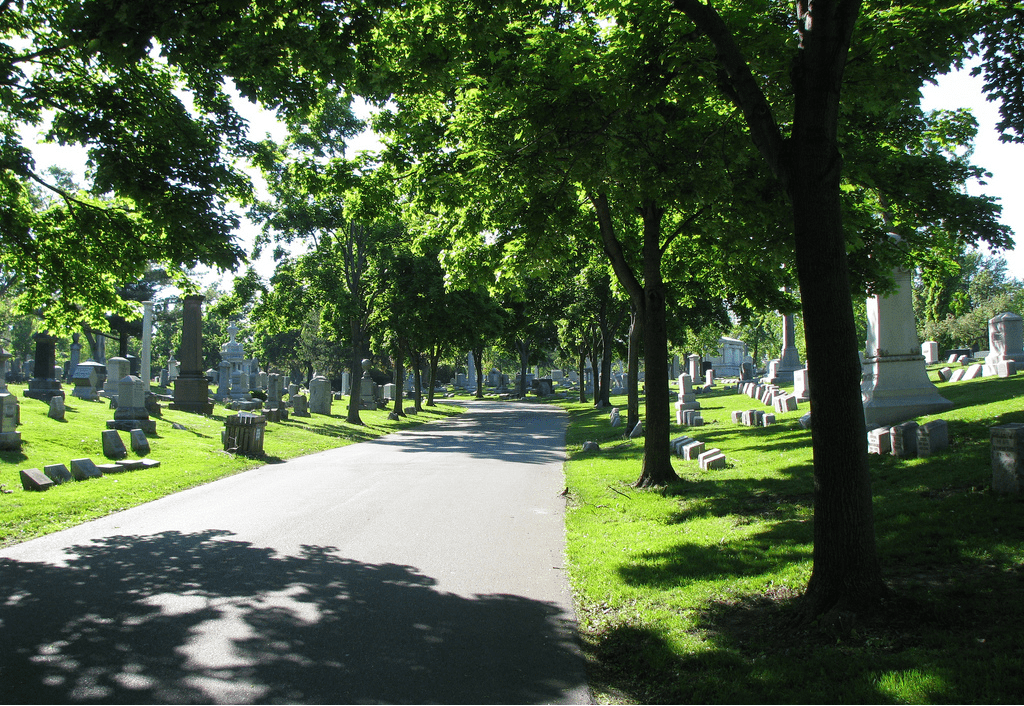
[861, 267, 951, 427]
[141, 301, 153, 385]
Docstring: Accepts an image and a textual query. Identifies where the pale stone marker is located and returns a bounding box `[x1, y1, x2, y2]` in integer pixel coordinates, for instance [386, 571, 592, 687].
[949, 368, 966, 382]
[984, 312, 1024, 376]
[109, 375, 156, 433]
[991, 423, 1024, 493]
[103, 356, 130, 398]
[937, 367, 953, 382]
[291, 393, 310, 417]
[310, 375, 333, 415]
[629, 421, 644, 439]
[867, 427, 891, 454]
[683, 441, 706, 461]
[963, 364, 983, 380]
[698, 448, 726, 470]
[861, 265, 951, 427]
[921, 341, 939, 365]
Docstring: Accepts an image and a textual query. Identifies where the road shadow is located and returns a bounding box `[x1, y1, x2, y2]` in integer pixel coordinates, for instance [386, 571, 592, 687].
[366, 401, 569, 467]
[0, 529, 586, 704]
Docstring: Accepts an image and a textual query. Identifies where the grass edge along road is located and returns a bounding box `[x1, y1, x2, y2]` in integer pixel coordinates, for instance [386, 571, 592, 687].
[0, 386, 464, 548]
[556, 372, 1024, 704]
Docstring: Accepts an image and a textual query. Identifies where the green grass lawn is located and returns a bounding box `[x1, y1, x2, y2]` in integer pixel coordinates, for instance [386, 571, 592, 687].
[0, 384, 463, 547]
[556, 371, 1024, 704]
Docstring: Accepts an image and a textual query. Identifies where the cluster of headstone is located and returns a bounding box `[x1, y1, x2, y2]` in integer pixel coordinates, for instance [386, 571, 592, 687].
[670, 435, 726, 470]
[866, 420, 949, 458]
[19, 428, 159, 492]
[732, 409, 777, 428]
[608, 407, 643, 438]
[922, 313, 1024, 383]
[736, 381, 801, 414]
[674, 374, 700, 424]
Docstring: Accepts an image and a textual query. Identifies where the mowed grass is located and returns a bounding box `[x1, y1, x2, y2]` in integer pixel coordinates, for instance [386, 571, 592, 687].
[556, 370, 1024, 704]
[0, 384, 463, 547]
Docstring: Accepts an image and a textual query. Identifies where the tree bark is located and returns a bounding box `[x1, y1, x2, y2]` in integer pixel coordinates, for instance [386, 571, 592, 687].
[346, 318, 363, 425]
[472, 345, 484, 398]
[673, 0, 886, 616]
[427, 345, 440, 406]
[392, 345, 406, 416]
[517, 339, 530, 397]
[627, 305, 642, 432]
[412, 349, 423, 412]
[577, 342, 587, 403]
[635, 201, 678, 487]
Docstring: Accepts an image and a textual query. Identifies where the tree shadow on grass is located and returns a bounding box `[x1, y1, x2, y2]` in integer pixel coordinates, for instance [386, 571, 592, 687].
[0, 530, 586, 704]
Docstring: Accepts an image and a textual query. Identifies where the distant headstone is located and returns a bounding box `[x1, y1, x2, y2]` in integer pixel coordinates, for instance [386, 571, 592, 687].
[949, 368, 966, 382]
[291, 393, 310, 417]
[582, 441, 600, 452]
[20, 468, 53, 491]
[72, 361, 104, 401]
[48, 395, 65, 421]
[682, 441, 706, 461]
[698, 448, 726, 470]
[108, 375, 156, 433]
[611, 414, 622, 428]
[963, 364, 984, 380]
[793, 368, 810, 402]
[921, 341, 939, 365]
[629, 421, 644, 439]
[984, 312, 1024, 376]
[103, 357, 131, 398]
[991, 423, 1024, 493]
[937, 367, 953, 382]
[0, 391, 21, 451]
[310, 375, 332, 415]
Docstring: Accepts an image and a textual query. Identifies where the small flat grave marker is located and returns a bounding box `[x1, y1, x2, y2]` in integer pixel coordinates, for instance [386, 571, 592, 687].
[20, 468, 53, 491]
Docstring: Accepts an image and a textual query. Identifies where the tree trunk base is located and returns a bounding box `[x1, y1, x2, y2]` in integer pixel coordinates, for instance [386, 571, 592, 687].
[798, 577, 894, 634]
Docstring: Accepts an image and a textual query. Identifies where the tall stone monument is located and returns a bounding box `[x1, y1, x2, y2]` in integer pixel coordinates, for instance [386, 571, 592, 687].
[24, 333, 65, 401]
[984, 312, 1024, 376]
[769, 311, 803, 385]
[170, 294, 214, 414]
[861, 266, 951, 427]
[141, 301, 154, 384]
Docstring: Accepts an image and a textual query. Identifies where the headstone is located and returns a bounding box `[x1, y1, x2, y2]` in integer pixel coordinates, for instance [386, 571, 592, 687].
[167, 354, 179, 380]
[108, 375, 157, 433]
[799, 413, 812, 429]
[984, 313, 1024, 376]
[0, 389, 21, 451]
[682, 440, 706, 461]
[291, 393, 310, 417]
[861, 264, 951, 427]
[995, 361, 1017, 378]
[991, 423, 1024, 493]
[310, 375, 333, 415]
[890, 421, 920, 458]
[937, 367, 953, 382]
[675, 374, 700, 420]
[103, 357, 130, 398]
[629, 421, 644, 439]
[70, 458, 103, 480]
[793, 368, 810, 402]
[611, 414, 622, 428]
[48, 395, 65, 420]
[72, 361, 104, 401]
[867, 427, 891, 454]
[582, 441, 600, 452]
[20, 469, 53, 491]
[24, 333, 65, 401]
[43, 463, 73, 485]
[170, 295, 215, 414]
[949, 368, 966, 382]
[218, 360, 231, 399]
[130, 428, 151, 456]
[698, 448, 726, 470]
[101, 429, 128, 459]
[917, 420, 949, 458]
[762, 413, 776, 427]
[922, 341, 939, 365]
[963, 364, 983, 380]
[383, 382, 397, 401]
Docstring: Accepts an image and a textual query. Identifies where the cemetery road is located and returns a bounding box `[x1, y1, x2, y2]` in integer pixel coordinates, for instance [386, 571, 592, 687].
[0, 400, 590, 704]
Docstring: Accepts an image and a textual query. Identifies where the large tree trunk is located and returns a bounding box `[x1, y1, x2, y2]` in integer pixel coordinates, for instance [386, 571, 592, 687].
[636, 201, 677, 487]
[411, 349, 423, 412]
[517, 339, 530, 397]
[588, 333, 602, 407]
[789, 10, 886, 615]
[346, 318, 363, 425]
[578, 343, 588, 403]
[473, 345, 484, 399]
[427, 345, 440, 407]
[392, 345, 406, 416]
[627, 305, 642, 432]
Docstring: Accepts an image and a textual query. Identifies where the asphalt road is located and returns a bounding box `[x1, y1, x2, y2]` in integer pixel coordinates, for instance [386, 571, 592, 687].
[0, 400, 590, 704]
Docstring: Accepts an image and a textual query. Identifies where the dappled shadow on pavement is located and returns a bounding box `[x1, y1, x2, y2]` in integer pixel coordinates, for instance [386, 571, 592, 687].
[0, 530, 585, 704]
[367, 400, 569, 467]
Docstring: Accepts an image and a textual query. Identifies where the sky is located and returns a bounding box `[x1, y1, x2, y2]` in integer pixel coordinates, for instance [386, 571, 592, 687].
[24, 65, 1024, 286]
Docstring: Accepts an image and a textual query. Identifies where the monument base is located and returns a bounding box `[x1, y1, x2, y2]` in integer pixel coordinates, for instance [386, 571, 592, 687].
[0, 430, 21, 450]
[169, 375, 215, 415]
[106, 419, 158, 434]
[23, 379, 65, 401]
[862, 354, 953, 428]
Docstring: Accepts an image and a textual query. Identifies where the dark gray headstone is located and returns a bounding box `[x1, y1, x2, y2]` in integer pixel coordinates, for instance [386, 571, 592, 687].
[101, 429, 128, 459]
[890, 422, 920, 458]
[43, 463, 73, 485]
[20, 468, 53, 491]
[129, 428, 151, 456]
[70, 458, 102, 480]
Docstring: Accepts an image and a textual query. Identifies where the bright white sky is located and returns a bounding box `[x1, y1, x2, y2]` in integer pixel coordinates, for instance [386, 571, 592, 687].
[25, 66, 1024, 287]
